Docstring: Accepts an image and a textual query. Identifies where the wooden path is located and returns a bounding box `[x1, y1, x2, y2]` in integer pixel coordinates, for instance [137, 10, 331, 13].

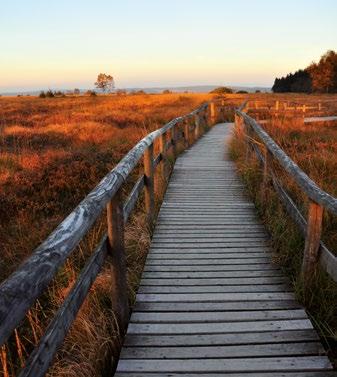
[115, 123, 335, 376]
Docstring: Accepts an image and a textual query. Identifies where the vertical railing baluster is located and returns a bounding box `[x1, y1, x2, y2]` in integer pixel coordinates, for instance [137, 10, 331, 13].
[194, 112, 201, 140]
[210, 102, 216, 125]
[159, 132, 167, 184]
[184, 118, 191, 148]
[106, 190, 129, 331]
[301, 201, 324, 283]
[171, 124, 177, 159]
[144, 143, 155, 226]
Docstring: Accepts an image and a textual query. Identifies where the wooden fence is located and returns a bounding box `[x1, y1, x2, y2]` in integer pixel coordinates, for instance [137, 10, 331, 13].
[250, 100, 323, 113]
[0, 99, 227, 377]
[235, 102, 337, 285]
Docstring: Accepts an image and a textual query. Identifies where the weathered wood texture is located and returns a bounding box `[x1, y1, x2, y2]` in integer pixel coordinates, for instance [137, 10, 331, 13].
[115, 123, 334, 375]
[18, 236, 108, 377]
[235, 106, 337, 284]
[107, 190, 129, 330]
[236, 110, 337, 216]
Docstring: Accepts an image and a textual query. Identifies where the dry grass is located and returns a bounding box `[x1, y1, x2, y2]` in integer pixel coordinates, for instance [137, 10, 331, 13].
[0, 93, 214, 376]
[229, 96, 337, 365]
[1, 91, 335, 374]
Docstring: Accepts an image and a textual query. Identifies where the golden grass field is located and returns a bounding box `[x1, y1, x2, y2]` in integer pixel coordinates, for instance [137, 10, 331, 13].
[1, 92, 337, 375]
[0, 93, 219, 376]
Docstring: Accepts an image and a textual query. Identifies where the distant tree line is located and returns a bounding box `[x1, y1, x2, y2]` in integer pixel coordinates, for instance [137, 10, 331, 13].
[272, 50, 337, 93]
[209, 87, 261, 94]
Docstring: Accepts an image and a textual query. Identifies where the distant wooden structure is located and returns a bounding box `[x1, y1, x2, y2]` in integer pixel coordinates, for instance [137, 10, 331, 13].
[0, 99, 337, 376]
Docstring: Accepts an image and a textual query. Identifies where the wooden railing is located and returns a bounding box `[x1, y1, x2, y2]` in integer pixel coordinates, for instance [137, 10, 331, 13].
[235, 103, 337, 285]
[249, 100, 323, 113]
[0, 100, 229, 377]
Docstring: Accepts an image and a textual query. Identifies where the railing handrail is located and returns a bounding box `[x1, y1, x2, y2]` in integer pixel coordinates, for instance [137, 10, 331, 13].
[235, 102, 337, 285]
[236, 109, 337, 216]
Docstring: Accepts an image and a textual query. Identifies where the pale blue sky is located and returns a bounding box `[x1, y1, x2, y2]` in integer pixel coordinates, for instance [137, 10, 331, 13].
[0, 0, 336, 91]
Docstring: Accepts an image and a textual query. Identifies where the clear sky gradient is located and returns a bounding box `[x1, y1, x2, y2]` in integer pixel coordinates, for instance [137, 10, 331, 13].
[1, 0, 336, 92]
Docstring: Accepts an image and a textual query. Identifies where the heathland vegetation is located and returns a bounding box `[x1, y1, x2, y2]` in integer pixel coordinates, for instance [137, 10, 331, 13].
[272, 50, 337, 93]
[0, 93, 216, 376]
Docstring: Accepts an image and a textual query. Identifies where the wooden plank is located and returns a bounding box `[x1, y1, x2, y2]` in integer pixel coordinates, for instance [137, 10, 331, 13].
[128, 319, 313, 335]
[116, 356, 331, 372]
[152, 236, 268, 242]
[147, 252, 270, 259]
[115, 372, 337, 377]
[148, 247, 272, 254]
[150, 242, 271, 248]
[139, 277, 287, 286]
[143, 265, 277, 272]
[130, 309, 307, 323]
[136, 292, 295, 303]
[133, 300, 301, 312]
[123, 329, 318, 347]
[137, 285, 291, 294]
[146, 257, 271, 265]
[120, 342, 323, 359]
[142, 270, 284, 278]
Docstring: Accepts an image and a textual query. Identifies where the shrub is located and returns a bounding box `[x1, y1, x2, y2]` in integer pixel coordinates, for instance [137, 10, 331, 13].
[39, 91, 46, 98]
[209, 86, 233, 94]
[86, 90, 97, 96]
[236, 90, 248, 94]
[45, 90, 55, 98]
[116, 89, 127, 96]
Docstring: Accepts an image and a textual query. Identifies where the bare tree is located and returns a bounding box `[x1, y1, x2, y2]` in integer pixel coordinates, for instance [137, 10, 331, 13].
[95, 73, 115, 93]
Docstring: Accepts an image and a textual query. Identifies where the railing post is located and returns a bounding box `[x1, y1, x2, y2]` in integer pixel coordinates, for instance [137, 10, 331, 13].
[184, 119, 191, 148]
[106, 190, 129, 331]
[199, 109, 205, 132]
[171, 124, 178, 159]
[318, 102, 322, 111]
[234, 113, 244, 140]
[210, 102, 216, 125]
[262, 148, 269, 186]
[194, 113, 201, 140]
[158, 132, 167, 184]
[144, 143, 155, 226]
[301, 200, 323, 283]
[261, 147, 271, 199]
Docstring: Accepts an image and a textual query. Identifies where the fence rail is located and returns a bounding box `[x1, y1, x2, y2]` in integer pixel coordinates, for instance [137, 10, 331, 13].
[249, 100, 323, 113]
[0, 99, 228, 377]
[235, 104, 337, 284]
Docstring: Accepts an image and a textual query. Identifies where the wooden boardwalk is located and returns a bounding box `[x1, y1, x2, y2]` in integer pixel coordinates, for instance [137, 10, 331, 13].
[116, 123, 335, 376]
